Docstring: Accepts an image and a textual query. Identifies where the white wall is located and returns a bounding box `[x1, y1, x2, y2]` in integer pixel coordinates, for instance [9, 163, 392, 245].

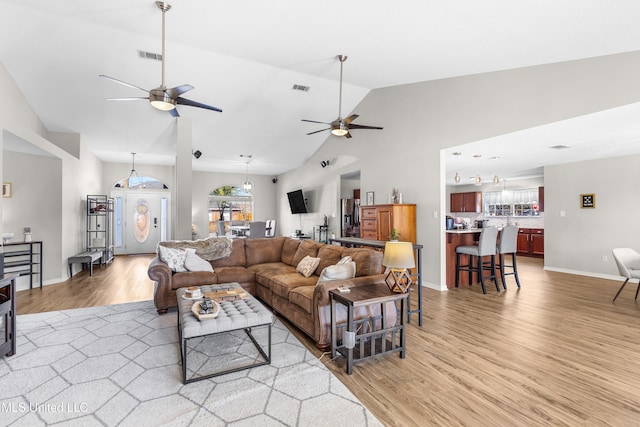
[545, 154, 640, 278]
[279, 51, 640, 290]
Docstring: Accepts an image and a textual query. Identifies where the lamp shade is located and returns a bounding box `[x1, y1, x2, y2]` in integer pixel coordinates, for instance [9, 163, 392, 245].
[382, 241, 415, 269]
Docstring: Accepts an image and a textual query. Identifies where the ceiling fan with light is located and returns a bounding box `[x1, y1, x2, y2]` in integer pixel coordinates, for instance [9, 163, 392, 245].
[302, 55, 382, 138]
[99, 1, 222, 117]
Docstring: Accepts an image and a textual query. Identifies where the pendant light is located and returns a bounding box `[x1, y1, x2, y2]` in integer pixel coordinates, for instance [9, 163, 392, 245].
[453, 152, 462, 184]
[473, 154, 482, 186]
[493, 175, 500, 185]
[128, 152, 143, 189]
[241, 154, 254, 193]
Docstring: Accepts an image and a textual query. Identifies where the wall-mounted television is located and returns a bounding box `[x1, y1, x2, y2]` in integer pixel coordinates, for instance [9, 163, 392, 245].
[287, 189, 308, 214]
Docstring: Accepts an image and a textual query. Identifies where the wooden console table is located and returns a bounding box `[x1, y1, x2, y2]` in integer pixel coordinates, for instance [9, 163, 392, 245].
[0, 273, 18, 357]
[328, 236, 423, 326]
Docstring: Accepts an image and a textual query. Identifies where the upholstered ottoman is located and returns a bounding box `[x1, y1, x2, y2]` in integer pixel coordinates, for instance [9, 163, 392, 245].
[177, 282, 274, 384]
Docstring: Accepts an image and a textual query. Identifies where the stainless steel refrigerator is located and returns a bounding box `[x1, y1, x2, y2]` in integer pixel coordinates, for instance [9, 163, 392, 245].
[341, 199, 360, 237]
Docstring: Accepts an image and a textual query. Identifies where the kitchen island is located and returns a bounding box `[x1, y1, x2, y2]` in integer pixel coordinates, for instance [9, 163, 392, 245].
[445, 229, 483, 289]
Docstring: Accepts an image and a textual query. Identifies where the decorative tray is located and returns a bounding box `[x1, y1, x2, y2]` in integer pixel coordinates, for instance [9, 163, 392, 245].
[191, 299, 220, 320]
[204, 288, 248, 302]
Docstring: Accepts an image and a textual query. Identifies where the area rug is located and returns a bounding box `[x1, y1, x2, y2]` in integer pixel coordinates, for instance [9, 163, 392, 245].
[0, 301, 382, 426]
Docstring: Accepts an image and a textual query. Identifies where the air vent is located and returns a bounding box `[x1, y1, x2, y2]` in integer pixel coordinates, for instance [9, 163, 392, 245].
[137, 50, 162, 61]
[292, 84, 310, 92]
[549, 145, 571, 150]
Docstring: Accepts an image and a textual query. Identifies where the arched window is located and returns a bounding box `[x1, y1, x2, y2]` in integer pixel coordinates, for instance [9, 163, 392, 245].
[113, 176, 168, 189]
[208, 186, 253, 233]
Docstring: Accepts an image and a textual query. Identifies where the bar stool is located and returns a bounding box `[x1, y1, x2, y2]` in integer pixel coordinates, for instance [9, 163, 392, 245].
[455, 226, 499, 294]
[496, 225, 521, 290]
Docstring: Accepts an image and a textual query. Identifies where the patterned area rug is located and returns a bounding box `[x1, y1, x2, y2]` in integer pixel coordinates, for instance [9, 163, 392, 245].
[1, 301, 382, 426]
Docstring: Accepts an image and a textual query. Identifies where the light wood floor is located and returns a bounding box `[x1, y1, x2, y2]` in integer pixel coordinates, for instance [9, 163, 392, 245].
[16, 255, 640, 426]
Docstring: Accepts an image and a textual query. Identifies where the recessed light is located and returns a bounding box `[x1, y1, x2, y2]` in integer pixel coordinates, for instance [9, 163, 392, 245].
[491, 156, 500, 161]
[292, 84, 310, 92]
[549, 145, 571, 150]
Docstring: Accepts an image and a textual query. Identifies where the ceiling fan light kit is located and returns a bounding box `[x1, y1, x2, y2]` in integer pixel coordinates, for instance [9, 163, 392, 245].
[100, 2, 221, 117]
[302, 55, 382, 138]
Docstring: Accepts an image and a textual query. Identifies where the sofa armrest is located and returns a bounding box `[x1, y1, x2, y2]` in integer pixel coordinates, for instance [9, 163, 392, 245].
[312, 274, 388, 348]
[148, 257, 173, 313]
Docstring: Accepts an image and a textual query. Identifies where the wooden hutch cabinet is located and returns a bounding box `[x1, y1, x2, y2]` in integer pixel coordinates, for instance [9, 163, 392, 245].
[360, 204, 416, 243]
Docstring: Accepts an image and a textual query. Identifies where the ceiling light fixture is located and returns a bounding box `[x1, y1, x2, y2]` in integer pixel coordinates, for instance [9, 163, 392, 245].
[241, 155, 254, 193]
[473, 154, 482, 186]
[150, 2, 175, 112]
[128, 152, 143, 189]
[453, 152, 462, 184]
[493, 175, 500, 185]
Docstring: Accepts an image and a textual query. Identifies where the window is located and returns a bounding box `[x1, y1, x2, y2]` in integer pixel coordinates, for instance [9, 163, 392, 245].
[208, 186, 253, 234]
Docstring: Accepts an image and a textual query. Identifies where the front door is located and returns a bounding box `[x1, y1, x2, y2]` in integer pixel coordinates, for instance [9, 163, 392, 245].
[113, 191, 170, 254]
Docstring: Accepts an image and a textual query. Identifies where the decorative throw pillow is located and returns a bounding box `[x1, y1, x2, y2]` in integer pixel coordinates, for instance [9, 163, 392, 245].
[317, 261, 356, 284]
[296, 255, 321, 278]
[337, 256, 353, 265]
[183, 248, 214, 273]
[158, 245, 188, 272]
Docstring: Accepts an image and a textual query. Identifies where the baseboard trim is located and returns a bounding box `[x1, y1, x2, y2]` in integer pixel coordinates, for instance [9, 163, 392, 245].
[543, 266, 623, 282]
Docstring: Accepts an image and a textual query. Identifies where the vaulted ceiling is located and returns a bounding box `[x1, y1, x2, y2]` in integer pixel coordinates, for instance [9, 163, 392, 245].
[3, 0, 640, 179]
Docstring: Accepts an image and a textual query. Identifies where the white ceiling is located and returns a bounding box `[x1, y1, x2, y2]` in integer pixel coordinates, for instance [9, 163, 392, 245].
[3, 0, 640, 179]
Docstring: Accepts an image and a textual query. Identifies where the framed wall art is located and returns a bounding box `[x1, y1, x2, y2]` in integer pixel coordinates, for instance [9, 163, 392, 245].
[2, 182, 11, 198]
[366, 191, 374, 205]
[580, 193, 595, 209]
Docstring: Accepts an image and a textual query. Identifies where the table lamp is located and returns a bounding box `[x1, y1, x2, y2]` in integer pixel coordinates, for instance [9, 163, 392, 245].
[382, 241, 415, 293]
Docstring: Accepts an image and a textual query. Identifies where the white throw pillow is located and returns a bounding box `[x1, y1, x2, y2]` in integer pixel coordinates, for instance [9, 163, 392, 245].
[184, 248, 214, 273]
[296, 255, 321, 278]
[317, 261, 356, 284]
[158, 245, 188, 272]
[337, 256, 353, 265]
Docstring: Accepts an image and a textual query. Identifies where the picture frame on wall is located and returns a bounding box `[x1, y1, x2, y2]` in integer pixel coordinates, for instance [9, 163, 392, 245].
[580, 193, 595, 208]
[366, 191, 374, 205]
[2, 182, 11, 198]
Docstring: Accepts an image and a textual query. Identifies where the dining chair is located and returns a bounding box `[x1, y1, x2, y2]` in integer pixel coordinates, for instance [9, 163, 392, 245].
[495, 225, 521, 290]
[248, 221, 266, 239]
[455, 226, 500, 294]
[611, 248, 640, 302]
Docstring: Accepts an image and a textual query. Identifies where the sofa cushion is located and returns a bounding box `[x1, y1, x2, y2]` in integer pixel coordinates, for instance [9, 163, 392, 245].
[292, 240, 324, 266]
[344, 247, 384, 276]
[289, 285, 315, 314]
[251, 263, 297, 290]
[315, 245, 346, 275]
[184, 248, 214, 272]
[317, 261, 356, 284]
[296, 255, 320, 278]
[245, 237, 285, 266]
[281, 238, 301, 266]
[158, 246, 188, 272]
[270, 273, 318, 299]
[171, 270, 217, 289]
[214, 266, 255, 285]
[211, 238, 246, 268]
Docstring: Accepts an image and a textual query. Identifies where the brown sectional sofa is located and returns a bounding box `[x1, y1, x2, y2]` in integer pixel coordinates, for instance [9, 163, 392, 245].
[148, 236, 394, 349]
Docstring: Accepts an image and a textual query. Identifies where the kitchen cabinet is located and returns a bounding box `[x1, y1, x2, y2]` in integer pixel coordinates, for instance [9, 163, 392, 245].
[539, 186, 544, 212]
[450, 192, 482, 213]
[517, 228, 544, 257]
[360, 204, 416, 243]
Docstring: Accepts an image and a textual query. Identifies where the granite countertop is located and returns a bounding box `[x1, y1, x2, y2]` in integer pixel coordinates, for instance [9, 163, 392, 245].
[445, 229, 483, 234]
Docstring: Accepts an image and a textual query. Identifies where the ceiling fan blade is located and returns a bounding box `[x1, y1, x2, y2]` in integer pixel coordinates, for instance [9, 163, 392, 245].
[345, 131, 353, 139]
[106, 97, 149, 101]
[344, 114, 359, 124]
[307, 128, 330, 135]
[99, 75, 149, 93]
[176, 97, 222, 113]
[348, 124, 384, 130]
[168, 108, 180, 118]
[302, 119, 331, 125]
[166, 84, 194, 98]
